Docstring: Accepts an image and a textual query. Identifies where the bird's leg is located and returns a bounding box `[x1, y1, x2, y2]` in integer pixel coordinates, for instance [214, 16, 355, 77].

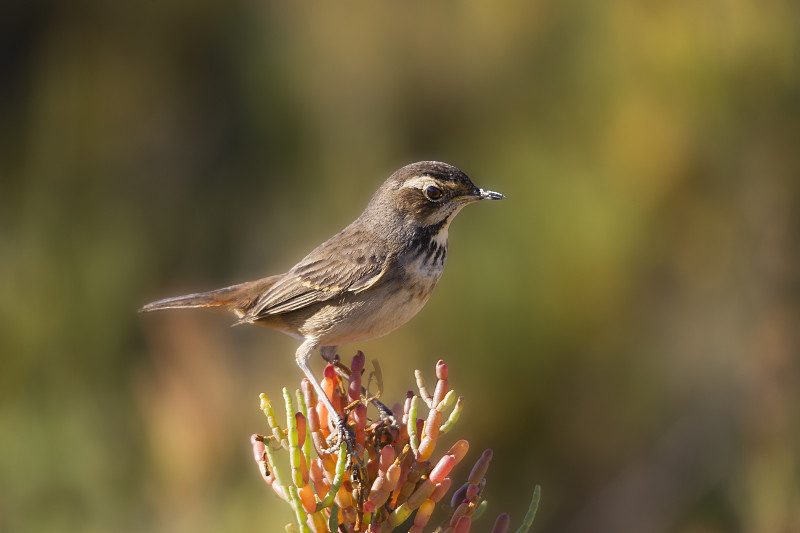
[295, 340, 356, 455]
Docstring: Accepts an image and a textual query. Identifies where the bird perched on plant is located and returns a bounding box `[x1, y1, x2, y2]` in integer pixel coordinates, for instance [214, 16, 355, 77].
[141, 161, 504, 447]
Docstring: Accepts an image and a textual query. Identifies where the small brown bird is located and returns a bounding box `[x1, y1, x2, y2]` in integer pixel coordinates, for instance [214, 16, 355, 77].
[141, 161, 503, 445]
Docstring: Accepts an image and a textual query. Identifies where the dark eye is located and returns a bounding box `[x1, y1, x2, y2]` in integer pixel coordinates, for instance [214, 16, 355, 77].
[424, 185, 443, 201]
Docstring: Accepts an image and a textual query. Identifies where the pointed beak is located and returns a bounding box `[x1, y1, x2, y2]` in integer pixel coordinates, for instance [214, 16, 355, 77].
[478, 188, 505, 200]
[452, 187, 506, 203]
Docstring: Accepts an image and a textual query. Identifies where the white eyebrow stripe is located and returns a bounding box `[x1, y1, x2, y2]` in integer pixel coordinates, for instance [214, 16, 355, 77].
[399, 175, 437, 190]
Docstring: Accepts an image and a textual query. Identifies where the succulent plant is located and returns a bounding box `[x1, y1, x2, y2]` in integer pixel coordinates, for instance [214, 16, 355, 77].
[251, 352, 540, 533]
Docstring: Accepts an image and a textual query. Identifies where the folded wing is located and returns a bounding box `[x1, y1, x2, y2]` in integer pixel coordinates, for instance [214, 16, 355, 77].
[239, 227, 392, 322]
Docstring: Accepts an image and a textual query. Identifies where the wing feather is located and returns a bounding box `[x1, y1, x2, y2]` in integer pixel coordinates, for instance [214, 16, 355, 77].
[240, 226, 391, 321]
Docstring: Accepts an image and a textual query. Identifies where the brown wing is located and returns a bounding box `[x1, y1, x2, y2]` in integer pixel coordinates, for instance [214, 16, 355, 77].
[239, 226, 391, 321]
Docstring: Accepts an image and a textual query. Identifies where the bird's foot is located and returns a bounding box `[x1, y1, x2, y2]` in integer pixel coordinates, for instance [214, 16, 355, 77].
[323, 417, 356, 454]
[323, 417, 367, 472]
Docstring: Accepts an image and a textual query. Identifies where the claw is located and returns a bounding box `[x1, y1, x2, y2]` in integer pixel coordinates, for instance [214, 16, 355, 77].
[338, 419, 357, 452]
[321, 416, 358, 458]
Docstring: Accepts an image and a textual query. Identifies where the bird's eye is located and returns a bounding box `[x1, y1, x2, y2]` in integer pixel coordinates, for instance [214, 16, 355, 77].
[424, 185, 443, 201]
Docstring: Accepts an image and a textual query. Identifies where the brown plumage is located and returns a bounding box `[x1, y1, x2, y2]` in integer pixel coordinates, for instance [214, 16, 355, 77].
[141, 161, 504, 445]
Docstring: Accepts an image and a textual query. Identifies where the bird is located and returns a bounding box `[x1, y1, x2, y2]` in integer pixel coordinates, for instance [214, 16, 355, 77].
[140, 161, 504, 448]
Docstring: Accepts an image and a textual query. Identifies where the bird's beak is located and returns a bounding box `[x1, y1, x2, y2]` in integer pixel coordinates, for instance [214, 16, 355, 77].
[478, 188, 505, 200]
[452, 188, 506, 203]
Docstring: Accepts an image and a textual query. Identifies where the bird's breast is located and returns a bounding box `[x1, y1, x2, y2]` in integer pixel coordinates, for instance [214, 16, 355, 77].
[292, 231, 449, 347]
[399, 228, 448, 286]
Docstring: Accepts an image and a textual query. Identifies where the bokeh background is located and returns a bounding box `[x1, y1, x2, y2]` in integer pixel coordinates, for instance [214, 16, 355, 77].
[2, 1, 799, 532]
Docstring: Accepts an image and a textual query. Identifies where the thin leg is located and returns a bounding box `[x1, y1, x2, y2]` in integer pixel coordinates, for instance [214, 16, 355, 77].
[295, 339, 355, 451]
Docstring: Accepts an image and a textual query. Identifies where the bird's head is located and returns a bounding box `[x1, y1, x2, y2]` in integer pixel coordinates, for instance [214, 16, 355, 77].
[367, 161, 504, 231]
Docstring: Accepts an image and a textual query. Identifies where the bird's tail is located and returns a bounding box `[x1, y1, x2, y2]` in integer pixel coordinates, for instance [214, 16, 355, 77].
[140, 276, 280, 317]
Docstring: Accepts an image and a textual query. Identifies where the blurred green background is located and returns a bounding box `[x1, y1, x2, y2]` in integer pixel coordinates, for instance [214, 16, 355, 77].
[2, 1, 799, 532]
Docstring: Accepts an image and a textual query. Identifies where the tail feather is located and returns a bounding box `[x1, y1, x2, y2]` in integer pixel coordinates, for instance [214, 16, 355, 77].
[140, 275, 280, 317]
